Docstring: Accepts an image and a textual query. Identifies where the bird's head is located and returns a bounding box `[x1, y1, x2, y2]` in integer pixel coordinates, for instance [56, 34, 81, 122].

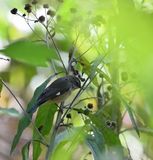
[68, 75, 81, 89]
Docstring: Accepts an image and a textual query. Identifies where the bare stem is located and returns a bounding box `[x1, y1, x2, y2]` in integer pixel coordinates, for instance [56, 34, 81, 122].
[31, 12, 67, 74]
[45, 102, 64, 160]
[1, 80, 48, 146]
[42, 23, 68, 74]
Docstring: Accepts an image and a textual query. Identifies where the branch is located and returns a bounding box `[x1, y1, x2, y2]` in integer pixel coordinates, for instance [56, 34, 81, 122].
[1, 80, 48, 146]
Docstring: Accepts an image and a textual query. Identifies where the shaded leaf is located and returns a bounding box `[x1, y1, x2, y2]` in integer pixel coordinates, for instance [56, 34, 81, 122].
[33, 103, 57, 160]
[11, 75, 54, 154]
[88, 112, 124, 159]
[0, 107, 20, 117]
[1, 40, 57, 66]
[53, 127, 85, 160]
[86, 125, 105, 160]
[22, 141, 31, 160]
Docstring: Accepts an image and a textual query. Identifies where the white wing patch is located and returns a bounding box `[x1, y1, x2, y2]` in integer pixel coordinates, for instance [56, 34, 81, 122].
[56, 92, 61, 96]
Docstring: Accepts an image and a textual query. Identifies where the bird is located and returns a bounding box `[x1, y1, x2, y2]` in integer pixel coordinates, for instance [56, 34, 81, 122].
[27, 75, 81, 114]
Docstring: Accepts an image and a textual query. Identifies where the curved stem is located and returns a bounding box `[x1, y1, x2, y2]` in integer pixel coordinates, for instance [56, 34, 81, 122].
[1, 80, 48, 146]
[45, 102, 64, 160]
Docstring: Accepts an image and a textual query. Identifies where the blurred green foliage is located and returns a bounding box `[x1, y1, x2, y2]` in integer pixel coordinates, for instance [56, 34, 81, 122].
[1, 0, 153, 160]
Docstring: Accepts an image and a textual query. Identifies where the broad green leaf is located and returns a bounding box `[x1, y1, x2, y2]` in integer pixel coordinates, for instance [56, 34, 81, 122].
[52, 127, 85, 160]
[11, 75, 55, 154]
[89, 112, 124, 159]
[33, 103, 57, 160]
[86, 125, 105, 160]
[22, 141, 31, 160]
[1, 40, 57, 66]
[0, 108, 20, 117]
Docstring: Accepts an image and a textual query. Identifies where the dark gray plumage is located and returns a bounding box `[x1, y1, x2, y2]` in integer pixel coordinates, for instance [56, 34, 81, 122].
[28, 75, 81, 113]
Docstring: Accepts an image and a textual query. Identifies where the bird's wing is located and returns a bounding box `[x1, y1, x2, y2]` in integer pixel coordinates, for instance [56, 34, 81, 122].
[37, 77, 71, 106]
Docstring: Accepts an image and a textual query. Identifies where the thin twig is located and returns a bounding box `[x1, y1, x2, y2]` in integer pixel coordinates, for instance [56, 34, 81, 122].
[1, 80, 48, 146]
[120, 127, 153, 135]
[59, 52, 109, 127]
[32, 139, 49, 147]
[43, 23, 68, 74]
[31, 12, 67, 74]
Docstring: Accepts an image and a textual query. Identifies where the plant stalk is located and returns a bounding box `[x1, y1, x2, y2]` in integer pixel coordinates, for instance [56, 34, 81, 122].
[45, 103, 64, 160]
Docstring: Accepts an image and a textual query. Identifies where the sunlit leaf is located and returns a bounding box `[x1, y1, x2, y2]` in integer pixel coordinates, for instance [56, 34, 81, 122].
[1, 40, 58, 66]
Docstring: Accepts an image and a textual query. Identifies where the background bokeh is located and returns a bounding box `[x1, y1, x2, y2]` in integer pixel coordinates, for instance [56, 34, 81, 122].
[1, 0, 153, 160]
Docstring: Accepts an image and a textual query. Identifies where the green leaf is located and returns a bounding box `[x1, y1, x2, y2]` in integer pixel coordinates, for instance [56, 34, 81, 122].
[0, 80, 2, 96]
[1, 40, 57, 66]
[0, 108, 20, 117]
[88, 113, 124, 159]
[22, 141, 31, 160]
[33, 103, 57, 160]
[120, 96, 140, 137]
[96, 68, 111, 83]
[90, 55, 104, 78]
[86, 125, 105, 160]
[87, 55, 105, 86]
[11, 75, 54, 154]
[53, 127, 85, 160]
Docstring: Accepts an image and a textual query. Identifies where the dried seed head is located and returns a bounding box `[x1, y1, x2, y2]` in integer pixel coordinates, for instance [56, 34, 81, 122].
[43, 4, 49, 8]
[87, 103, 93, 109]
[38, 125, 43, 131]
[47, 9, 56, 17]
[32, 0, 38, 5]
[73, 69, 79, 75]
[107, 85, 112, 91]
[106, 120, 111, 127]
[111, 121, 116, 128]
[38, 16, 45, 23]
[22, 13, 26, 17]
[10, 8, 18, 15]
[66, 113, 72, 119]
[34, 20, 39, 23]
[24, 4, 32, 13]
